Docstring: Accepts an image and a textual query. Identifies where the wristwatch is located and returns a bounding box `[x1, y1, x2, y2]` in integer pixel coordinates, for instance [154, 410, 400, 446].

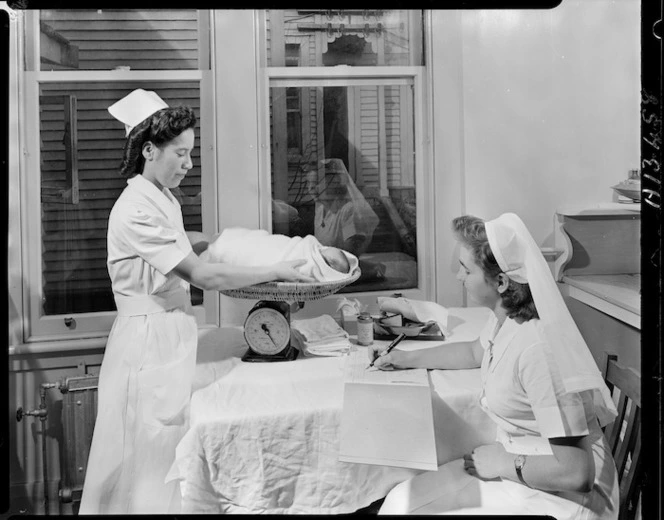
[514, 454, 530, 487]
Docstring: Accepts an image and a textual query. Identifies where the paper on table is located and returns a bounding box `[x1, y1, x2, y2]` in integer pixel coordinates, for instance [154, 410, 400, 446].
[339, 349, 437, 471]
[345, 348, 429, 386]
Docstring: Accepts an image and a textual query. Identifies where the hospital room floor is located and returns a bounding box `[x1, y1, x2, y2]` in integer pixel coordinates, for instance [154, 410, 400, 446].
[347, 497, 385, 515]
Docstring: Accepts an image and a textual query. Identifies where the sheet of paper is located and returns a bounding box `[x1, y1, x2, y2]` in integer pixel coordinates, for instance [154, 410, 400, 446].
[344, 348, 429, 386]
[339, 348, 437, 471]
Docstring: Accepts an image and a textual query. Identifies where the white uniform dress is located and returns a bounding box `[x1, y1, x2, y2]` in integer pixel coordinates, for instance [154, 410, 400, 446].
[379, 313, 619, 518]
[79, 174, 198, 514]
[315, 199, 361, 249]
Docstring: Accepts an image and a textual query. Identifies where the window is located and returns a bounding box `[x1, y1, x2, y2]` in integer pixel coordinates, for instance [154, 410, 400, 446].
[21, 9, 216, 340]
[265, 10, 423, 68]
[263, 10, 434, 305]
[286, 86, 302, 156]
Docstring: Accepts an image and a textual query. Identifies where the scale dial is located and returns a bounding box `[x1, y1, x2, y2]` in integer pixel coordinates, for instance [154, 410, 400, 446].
[243, 304, 291, 355]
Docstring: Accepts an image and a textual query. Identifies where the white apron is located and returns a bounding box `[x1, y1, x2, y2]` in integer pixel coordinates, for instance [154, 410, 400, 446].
[80, 175, 198, 514]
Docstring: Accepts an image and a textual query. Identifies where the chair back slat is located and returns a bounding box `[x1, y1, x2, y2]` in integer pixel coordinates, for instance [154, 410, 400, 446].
[620, 432, 642, 520]
[606, 391, 628, 454]
[601, 353, 642, 520]
[614, 403, 640, 477]
[606, 361, 641, 406]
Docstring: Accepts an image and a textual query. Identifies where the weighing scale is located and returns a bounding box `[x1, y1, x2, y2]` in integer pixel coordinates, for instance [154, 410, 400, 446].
[220, 269, 361, 362]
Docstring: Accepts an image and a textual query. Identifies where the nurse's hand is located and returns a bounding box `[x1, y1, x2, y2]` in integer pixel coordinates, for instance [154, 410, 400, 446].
[272, 259, 317, 283]
[367, 344, 410, 370]
[463, 442, 510, 481]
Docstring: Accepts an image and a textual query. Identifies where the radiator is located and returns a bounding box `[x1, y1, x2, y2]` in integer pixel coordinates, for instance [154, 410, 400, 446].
[57, 374, 98, 505]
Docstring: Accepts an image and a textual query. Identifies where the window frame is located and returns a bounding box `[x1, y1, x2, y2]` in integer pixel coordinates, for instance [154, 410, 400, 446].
[19, 9, 219, 342]
[258, 62, 435, 311]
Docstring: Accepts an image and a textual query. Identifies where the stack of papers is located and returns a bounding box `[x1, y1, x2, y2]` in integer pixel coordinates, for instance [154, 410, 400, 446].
[291, 314, 351, 357]
[339, 349, 437, 470]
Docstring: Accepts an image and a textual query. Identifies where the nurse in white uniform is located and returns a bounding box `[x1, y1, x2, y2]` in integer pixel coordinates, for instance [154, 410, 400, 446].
[79, 89, 314, 515]
[305, 158, 379, 257]
[369, 213, 620, 519]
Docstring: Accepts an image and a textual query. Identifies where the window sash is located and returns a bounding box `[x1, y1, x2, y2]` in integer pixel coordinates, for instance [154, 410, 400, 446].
[20, 10, 218, 342]
[259, 66, 435, 312]
[267, 66, 420, 81]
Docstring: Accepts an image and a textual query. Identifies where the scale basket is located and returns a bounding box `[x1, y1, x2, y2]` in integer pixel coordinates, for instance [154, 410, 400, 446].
[220, 268, 361, 301]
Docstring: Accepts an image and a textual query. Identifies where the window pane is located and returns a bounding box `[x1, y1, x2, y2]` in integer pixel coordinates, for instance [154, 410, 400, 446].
[39, 82, 203, 315]
[266, 10, 423, 67]
[39, 9, 204, 71]
[270, 84, 418, 293]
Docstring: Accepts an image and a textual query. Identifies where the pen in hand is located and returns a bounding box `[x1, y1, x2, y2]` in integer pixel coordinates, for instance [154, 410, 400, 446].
[367, 333, 407, 369]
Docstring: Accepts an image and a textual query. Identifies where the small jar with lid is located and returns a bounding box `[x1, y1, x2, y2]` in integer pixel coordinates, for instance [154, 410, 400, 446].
[357, 312, 374, 346]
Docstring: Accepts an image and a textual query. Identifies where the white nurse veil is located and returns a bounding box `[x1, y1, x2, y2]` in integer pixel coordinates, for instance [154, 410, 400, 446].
[485, 213, 617, 427]
[108, 88, 169, 136]
[318, 159, 379, 240]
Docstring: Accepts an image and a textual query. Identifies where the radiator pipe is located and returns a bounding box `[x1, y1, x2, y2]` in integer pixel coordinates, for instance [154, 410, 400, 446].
[38, 383, 57, 515]
[18, 381, 85, 514]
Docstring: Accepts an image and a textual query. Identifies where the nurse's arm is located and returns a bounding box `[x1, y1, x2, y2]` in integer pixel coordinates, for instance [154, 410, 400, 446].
[171, 251, 315, 291]
[186, 231, 214, 256]
[495, 435, 594, 493]
[342, 234, 366, 257]
[370, 338, 483, 370]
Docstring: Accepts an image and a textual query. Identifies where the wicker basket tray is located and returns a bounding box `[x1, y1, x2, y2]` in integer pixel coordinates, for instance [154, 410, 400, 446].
[220, 268, 361, 302]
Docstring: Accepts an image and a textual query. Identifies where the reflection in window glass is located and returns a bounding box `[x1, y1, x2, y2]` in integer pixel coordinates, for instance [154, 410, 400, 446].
[39, 9, 203, 71]
[266, 9, 423, 67]
[270, 84, 417, 293]
[286, 87, 302, 154]
[39, 82, 203, 315]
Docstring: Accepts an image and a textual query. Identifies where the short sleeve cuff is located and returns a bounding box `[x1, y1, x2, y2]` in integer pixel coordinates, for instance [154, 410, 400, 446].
[341, 221, 359, 241]
[150, 235, 192, 275]
[532, 403, 589, 438]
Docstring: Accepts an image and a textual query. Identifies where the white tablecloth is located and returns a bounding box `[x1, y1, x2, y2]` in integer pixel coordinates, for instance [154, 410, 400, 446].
[167, 307, 496, 514]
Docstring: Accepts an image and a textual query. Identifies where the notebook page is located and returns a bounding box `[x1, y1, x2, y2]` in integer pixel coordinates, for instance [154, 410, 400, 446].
[344, 347, 429, 386]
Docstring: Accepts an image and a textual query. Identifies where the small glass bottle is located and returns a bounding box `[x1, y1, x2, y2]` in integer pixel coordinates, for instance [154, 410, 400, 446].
[357, 312, 374, 346]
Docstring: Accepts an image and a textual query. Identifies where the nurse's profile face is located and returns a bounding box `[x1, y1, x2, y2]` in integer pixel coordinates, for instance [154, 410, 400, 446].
[142, 128, 195, 190]
[305, 171, 320, 197]
[456, 245, 500, 309]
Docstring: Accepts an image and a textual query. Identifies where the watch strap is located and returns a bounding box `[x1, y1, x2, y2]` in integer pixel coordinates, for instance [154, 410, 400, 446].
[514, 454, 530, 487]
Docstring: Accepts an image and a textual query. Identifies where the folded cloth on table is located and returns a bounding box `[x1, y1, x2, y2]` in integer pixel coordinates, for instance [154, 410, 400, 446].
[377, 297, 450, 337]
[296, 339, 351, 357]
[291, 315, 350, 357]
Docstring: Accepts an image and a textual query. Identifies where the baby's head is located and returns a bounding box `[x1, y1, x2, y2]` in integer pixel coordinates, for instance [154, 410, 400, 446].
[321, 247, 351, 274]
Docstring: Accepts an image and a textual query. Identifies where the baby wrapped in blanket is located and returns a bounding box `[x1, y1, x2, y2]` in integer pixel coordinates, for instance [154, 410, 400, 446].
[206, 228, 359, 282]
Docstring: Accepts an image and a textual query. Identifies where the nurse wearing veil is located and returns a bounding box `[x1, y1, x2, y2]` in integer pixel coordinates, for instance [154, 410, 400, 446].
[370, 213, 619, 519]
[79, 89, 313, 514]
[306, 158, 379, 258]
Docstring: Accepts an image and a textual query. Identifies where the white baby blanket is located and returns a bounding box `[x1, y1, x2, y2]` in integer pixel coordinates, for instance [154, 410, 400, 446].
[207, 228, 359, 283]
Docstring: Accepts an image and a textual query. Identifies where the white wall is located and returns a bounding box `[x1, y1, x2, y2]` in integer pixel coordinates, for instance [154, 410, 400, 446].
[465, 1, 638, 242]
[432, 1, 640, 305]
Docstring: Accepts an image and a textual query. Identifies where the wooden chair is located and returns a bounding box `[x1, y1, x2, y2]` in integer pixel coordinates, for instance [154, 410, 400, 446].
[601, 353, 643, 520]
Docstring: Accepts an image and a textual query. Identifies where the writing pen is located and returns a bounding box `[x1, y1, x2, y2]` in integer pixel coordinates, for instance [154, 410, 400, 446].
[367, 333, 407, 369]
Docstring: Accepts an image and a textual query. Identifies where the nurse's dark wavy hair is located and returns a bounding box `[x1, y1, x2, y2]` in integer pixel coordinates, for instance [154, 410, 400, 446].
[118, 105, 196, 178]
[452, 215, 539, 321]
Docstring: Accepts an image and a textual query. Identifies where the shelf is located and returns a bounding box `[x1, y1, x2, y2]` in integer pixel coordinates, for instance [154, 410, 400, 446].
[562, 274, 640, 329]
[556, 202, 640, 217]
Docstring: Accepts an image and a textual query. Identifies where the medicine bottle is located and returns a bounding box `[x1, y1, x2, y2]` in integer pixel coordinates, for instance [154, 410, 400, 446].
[357, 312, 374, 346]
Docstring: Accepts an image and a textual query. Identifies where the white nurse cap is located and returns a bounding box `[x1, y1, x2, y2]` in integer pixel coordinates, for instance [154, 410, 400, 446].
[108, 88, 169, 136]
